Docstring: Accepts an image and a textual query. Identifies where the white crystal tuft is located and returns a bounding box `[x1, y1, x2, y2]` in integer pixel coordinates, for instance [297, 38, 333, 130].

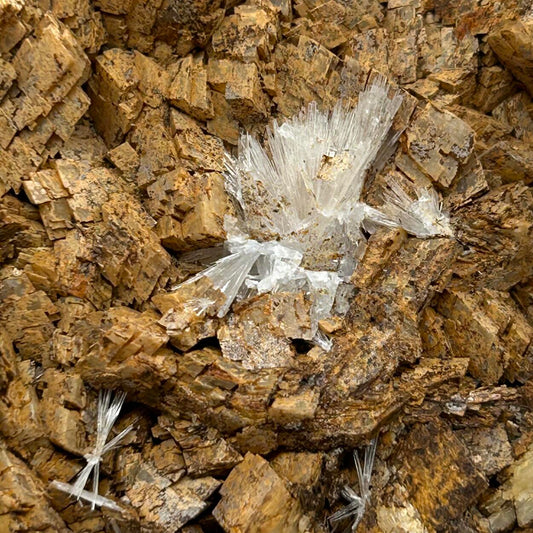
[225, 77, 403, 243]
[171, 77, 454, 347]
[52, 390, 132, 510]
[382, 179, 453, 238]
[329, 437, 378, 532]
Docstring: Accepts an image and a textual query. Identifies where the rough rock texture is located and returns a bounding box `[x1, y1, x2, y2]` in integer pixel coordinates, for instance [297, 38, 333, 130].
[2, 0, 533, 532]
[394, 420, 488, 530]
[213, 453, 306, 533]
[488, 20, 533, 97]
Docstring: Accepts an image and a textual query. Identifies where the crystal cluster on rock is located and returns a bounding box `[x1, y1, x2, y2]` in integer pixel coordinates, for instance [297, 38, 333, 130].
[2, 0, 533, 532]
[172, 78, 452, 345]
[51, 390, 132, 510]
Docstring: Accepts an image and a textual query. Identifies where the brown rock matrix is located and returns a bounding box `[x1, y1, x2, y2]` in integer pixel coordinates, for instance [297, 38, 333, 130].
[1, 0, 533, 532]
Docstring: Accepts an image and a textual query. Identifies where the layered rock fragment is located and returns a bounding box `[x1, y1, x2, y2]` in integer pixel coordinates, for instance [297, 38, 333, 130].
[394, 420, 488, 531]
[488, 20, 533, 97]
[0, 11, 90, 194]
[273, 36, 340, 115]
[211, 4, 279, 63]
[87, 48, 142, 146]
[0, 267, 59, 362]
[0, 443, 69, 533]
[436, 288, 533, 384]
[404, 103, 474, 188]
[213, 453, 305, 533]
[453, 183, 533, 290]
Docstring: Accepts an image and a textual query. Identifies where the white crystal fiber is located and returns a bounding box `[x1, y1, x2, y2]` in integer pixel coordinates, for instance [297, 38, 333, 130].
[329, 437, 378, 532]
[50, 480, 123, 512]
[383, 179, 453, 238]
[52, 390, 132, 510]
[173, 77, 453, 347]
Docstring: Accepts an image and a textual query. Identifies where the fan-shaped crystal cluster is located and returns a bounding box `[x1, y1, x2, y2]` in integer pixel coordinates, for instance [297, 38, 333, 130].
[51, 390, 132, 510]
[329, 438, 378, 532]
[174, 78, 453, 343]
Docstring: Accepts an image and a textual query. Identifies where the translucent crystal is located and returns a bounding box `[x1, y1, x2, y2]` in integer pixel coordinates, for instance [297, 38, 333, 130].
[52, 390, 132, 510]
[312, 330, 334, 352]
[171, 77, 453, 347]
[226, 76, 403, 245]
[305, 270, 342, 332]
[382, 179, 453, 238]
[50, 480, 123, 512]
[329, 438, 378, 532]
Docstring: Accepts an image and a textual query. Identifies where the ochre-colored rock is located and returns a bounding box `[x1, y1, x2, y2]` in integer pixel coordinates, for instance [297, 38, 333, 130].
[488, 20, 533, 97]
[394, 420, 488, 531]
[213, 453, 304, 533]
[2, 1, 533, 532]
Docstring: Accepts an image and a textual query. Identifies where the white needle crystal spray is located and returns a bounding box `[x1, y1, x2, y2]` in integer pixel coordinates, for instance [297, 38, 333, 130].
[169, 77, 452, 347]
[51, 390, 132, 510]
[329, 437, 378, 532]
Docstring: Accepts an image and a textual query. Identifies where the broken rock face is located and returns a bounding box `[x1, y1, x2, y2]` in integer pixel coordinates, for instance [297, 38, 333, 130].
[213, 453, 305, 533]
[3, 1, 533, 532]
[394, 420, 488, 531]
[405, 103, 474, 188]
[218, 293, 312, 370]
